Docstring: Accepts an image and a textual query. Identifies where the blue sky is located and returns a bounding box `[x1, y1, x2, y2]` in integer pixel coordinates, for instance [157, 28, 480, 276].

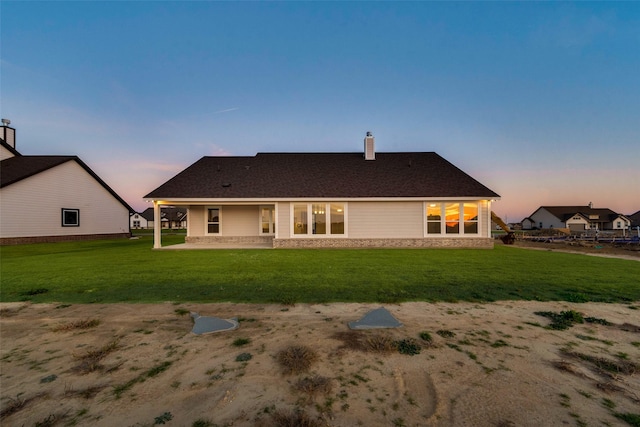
[1, 1, 638, 220]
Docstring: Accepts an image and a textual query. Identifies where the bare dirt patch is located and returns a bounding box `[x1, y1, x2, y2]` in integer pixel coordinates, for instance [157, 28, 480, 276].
[1, 301, 639, 426]
[512, 239, 640, 261]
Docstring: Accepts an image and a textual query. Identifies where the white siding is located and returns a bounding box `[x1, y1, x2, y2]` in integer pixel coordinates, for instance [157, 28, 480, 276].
[221, 205, 258, 236]
[130, 213, 149, 229]
[348, 201, 423, 238]
[187, 205, 205, 236]
[0, 161, 129, 238]
[277, 202, 291, 238]
[531, 208, 565, 229]
[479, 200, 489, 237]
[1, 145, 16, 161]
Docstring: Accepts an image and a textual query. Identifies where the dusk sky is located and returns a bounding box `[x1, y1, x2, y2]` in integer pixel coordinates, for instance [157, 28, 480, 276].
[1, 2, 638, 221]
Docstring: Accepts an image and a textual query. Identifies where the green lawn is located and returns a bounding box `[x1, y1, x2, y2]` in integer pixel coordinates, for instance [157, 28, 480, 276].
[1, 236, 638, 304]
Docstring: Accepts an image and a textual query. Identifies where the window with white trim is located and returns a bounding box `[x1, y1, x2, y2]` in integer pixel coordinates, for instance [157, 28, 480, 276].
[207, 207, 220, 234]
[61, 208, 79, 227]
[260, 206, 275, 235]
[293, 203, 345, 236]
[426, 202, 479, 235]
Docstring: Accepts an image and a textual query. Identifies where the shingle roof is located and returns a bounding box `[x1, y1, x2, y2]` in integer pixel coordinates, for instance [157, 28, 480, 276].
[540, 206, 624, 222]
[145, 152, 500, 199]
[1, 155, 134, 212]
[1, 155, 78, 187]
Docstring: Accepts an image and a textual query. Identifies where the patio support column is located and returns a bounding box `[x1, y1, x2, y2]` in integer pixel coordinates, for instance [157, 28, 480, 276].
[153, 201, 162, 249]
[487, 200, 493, 238]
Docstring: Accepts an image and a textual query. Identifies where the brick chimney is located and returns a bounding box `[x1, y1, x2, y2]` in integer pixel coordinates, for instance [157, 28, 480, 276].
[364, 131, 375, 160]
[1, 119, 16, 149]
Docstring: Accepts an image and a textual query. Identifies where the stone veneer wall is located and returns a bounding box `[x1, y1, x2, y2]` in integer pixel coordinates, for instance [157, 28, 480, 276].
[273, 238, 494, 249]
[186, 235, 274, 245]
[0, 233, 131, 246]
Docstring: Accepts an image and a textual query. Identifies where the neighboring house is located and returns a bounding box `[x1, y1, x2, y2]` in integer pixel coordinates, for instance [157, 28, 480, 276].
[130, 207, 187, 229]
[628, 210, 640, 229]
[0, 122, 133, 244]
[160, 207, 187, 229]
[144, 133, 500, 249]
[130, 211, 150, 229]
[521, 217, 536, 230]
[140, 207, 156, 228]
[521, 205, 630, 233]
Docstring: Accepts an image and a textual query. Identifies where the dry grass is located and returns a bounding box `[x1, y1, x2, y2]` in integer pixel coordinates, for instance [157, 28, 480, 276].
[365, 335, 397, 353]
[0, 305, 27, 318]
[32, 411, 69, 427]
[276, 345, 318, 375]
[596, 381, 626, 394]
[551, 360, 581, 375]
[51, 318, 100, 332]
[71, 339, 120, 374]
[332, 331, 396, 353]
[560, 349, 637, 377]
[0, 392, 48, 419]
[332, 331, 364, 351]
[63, 384, 108, 399]
[269, 408, 323, 427]
[294, 375, 333, 396]
[619, 323, 640, 333]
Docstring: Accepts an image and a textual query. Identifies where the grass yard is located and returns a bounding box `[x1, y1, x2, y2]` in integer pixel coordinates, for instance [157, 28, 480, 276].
[1, 236, 639, 304]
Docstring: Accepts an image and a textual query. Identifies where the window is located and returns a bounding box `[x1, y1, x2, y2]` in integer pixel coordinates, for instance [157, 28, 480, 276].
[445, 203, 459, 234]
[293, 204, 308, 235]
[426, 203, 441, 234]
[463, 202, 478, 234]
[293, 203, 345, 236]
[61, 208, 79, 227]
[426, 202, 479, 236]
[330, 204, 345, 234]
[312, 204, 326, 234]
[133, 220, 140, 228]
[260, 206, 275, 235]
[207, 207, 220, 234]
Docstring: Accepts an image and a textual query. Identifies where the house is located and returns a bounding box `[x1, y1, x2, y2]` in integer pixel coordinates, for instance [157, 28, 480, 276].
[0, 121, 133, 244]
[521, 205, 630, 233]
[144, 132, 500, 249]
[130, 207, 187, 229]
[130, 211, 150, 229]
[521, 217, 536, 230]
[628, 210, 640, 229]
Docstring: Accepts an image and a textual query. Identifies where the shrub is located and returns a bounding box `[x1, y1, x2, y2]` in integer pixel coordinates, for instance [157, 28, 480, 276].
[395, 338, 421, 356]
[276, 345, 318, 374]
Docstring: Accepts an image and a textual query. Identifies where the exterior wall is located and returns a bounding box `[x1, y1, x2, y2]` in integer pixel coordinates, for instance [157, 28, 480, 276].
[0, 161, 130, 240]
[479, 200, 489, 236]
[186, 235, 273, 244]
[611, 217, 630, 230]
[221, 205, 258, 236]
[348, 201, 423, 238]
[1, 233, 130, 245]
[566, 215, 588, 232]
[175, 200, 493, 248]
[276, 202, 290, 239]
[1, 145, 15, 161]
[186, 205, 259, 237]
[130, 213, 149, 229]
[530, 208, 565, 229]
[187, 205, 205, 237]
